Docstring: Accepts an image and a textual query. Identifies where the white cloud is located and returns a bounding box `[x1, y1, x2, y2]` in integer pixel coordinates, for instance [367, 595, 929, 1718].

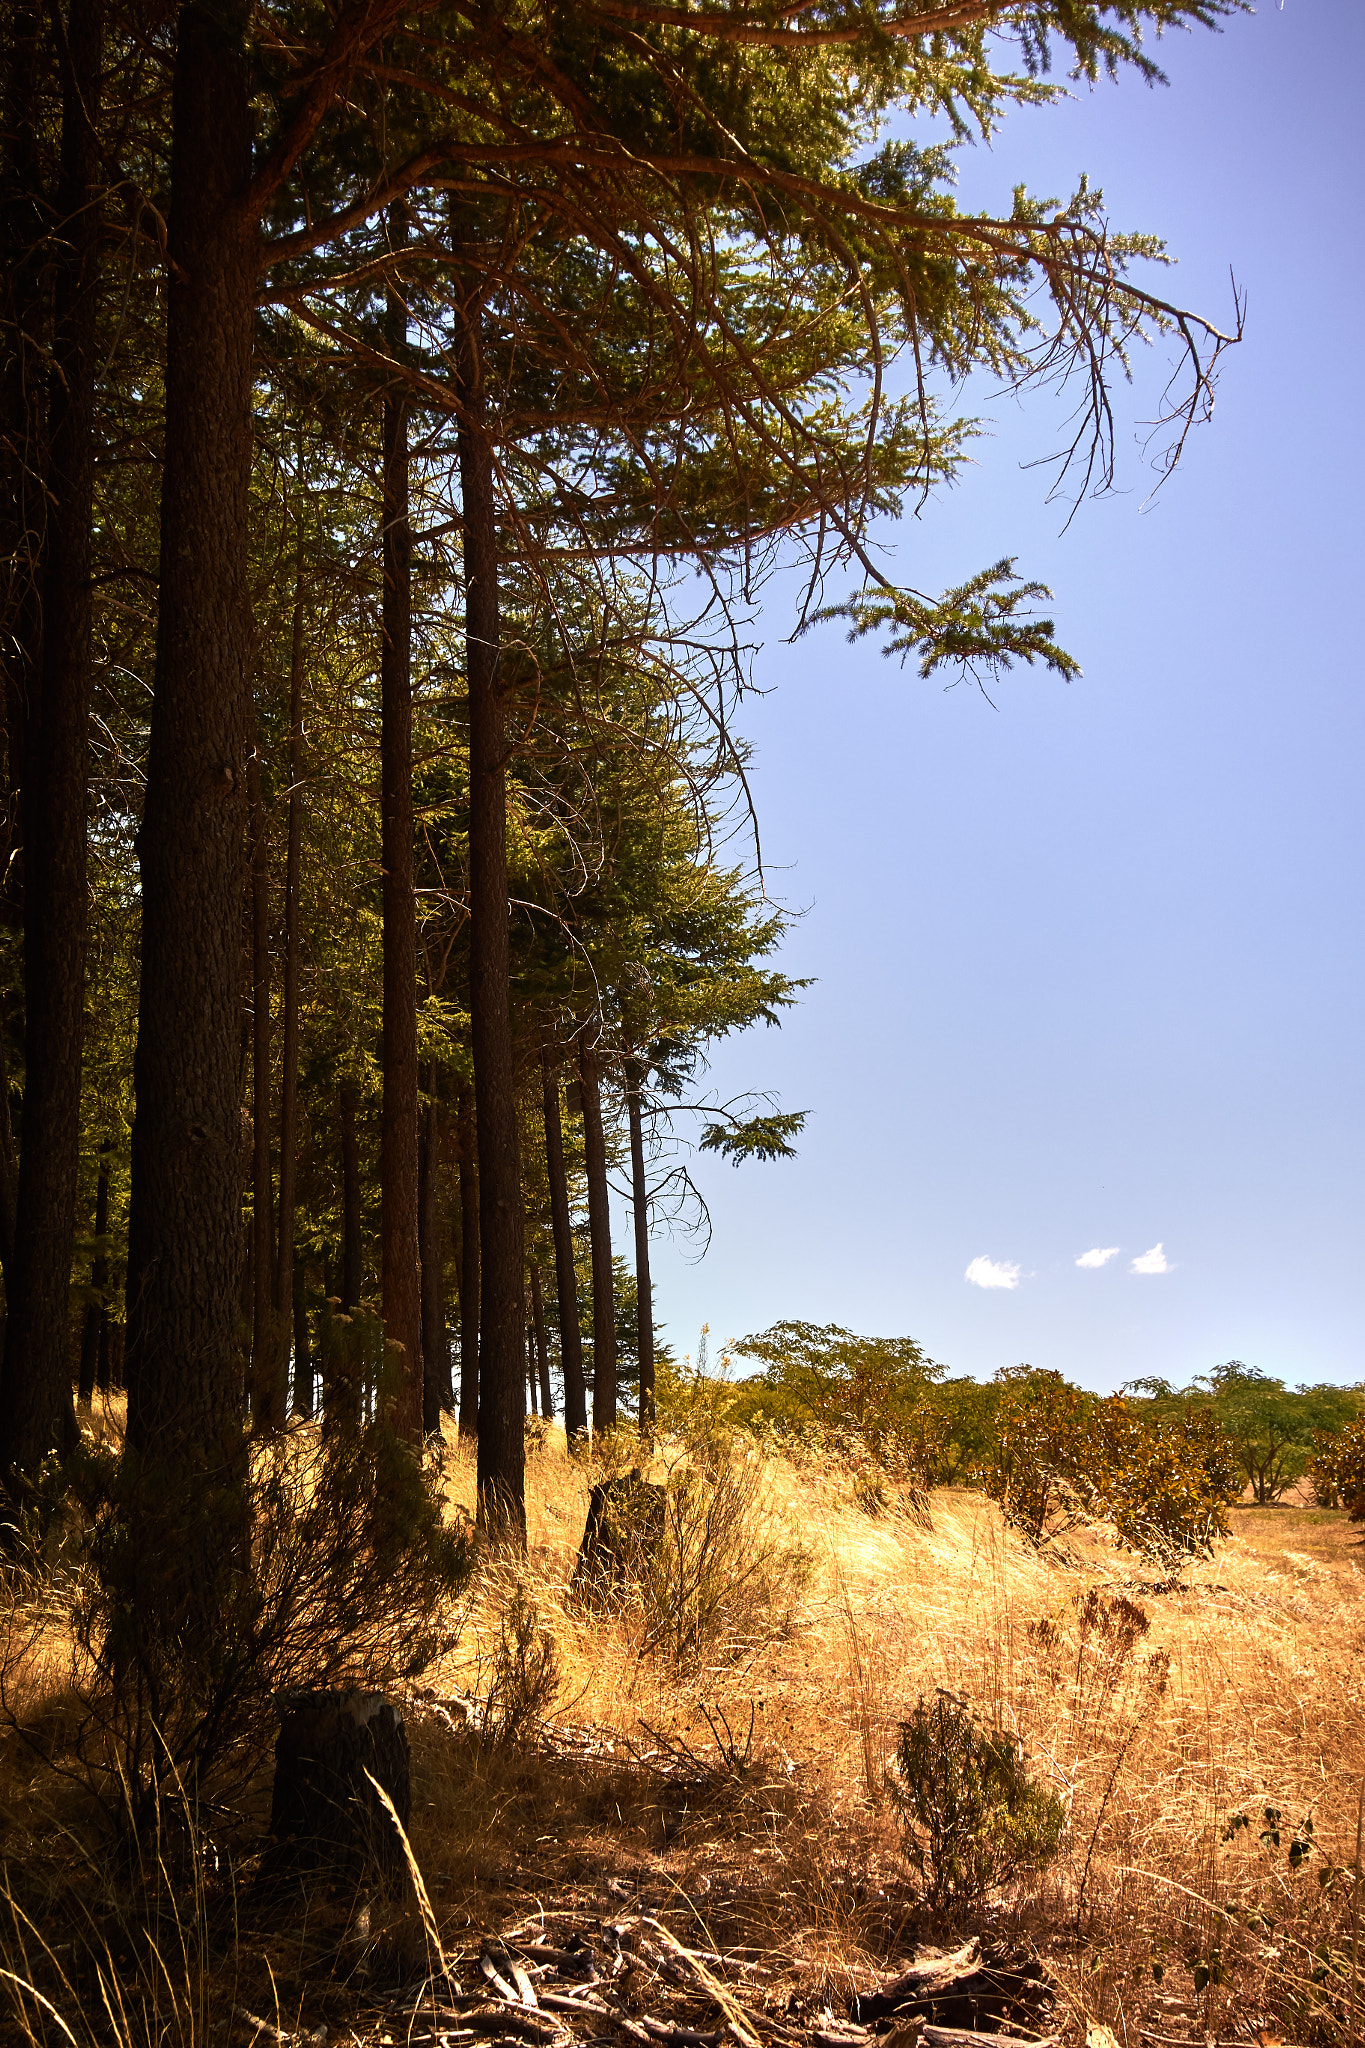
[965, 1255, 1021, 1291]
[1130, 1243, 1170, 1275]
[1076, 1246, 1120, 1270]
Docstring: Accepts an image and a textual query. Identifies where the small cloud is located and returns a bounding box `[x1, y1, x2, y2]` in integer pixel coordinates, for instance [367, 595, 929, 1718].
[1076, 1246, 1120, 1270]
[965, 1254, 1021, 1291]
[1130, 1243, 1170, 1275]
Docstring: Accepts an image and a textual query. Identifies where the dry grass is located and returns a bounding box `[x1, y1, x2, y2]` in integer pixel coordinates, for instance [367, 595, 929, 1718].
[3, 1416, 1364, 2047]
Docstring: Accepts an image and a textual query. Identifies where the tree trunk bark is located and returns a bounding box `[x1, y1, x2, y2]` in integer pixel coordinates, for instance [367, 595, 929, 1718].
[78, 1140, 112, 1405]
[624, 1054, 655, 1438]
[247, 734, 283, 1428]
[0, 1005, 18, 1283]
[456, 1078, 479, 1437]
[0, 0, 102, 1478]
[578, 1021, 617, 1433]
[274, 567, 305, 1358]
[0, 0, 44, 967]
[456, 299, 524, 1542]
[418, 1077, 445, 1436]
[526, 1315, 538, 1417]
[529, 1263, 553, 1421]
[541, 1044, 586, 1445]
[379, 219, 422, 1445]
[291, 1252, 312, 1417]
[0, 5, 40, 1322]
[122, 0, 257, 1482]
[338, 1082, 362, 1311]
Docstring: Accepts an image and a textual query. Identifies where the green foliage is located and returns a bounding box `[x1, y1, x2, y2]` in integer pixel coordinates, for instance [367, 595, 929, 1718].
[698, 1111, 807, 1164]
[1201, 1365, 1358, 1504]
[923, 1377, 1002, 1486]
[982, 1368, 1235, 1562]
[1087, 1398, 1235, 1562]
[1130, 1365, 1361, 1506]
[890, 1691, 1066, 1913]
[982, 1366, 1090, 1543]
[1308, 1418, 1365, 1515]
[728, 1321, 947, 1487]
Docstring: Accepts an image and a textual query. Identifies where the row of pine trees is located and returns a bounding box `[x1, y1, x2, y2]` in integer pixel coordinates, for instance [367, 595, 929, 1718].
[0, 0, 1237, 1563]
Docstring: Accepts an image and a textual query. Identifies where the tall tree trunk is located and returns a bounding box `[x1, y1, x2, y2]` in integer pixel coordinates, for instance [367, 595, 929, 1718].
[624, 1053, 655, 1438]
[541, 1044, 586, 1444]
[274, 568, 305, 1360]
[0, 0, 102, 1478]
[0, 0, 44, 964]
[338, 1082, 362, 1310]
[290, 1252, 311, 1417]
[456, 298, 524, 1540]
[247, 735, 282, 1428]
[418, 1076, 445, 1436]
[526, 1313, 539, 1418]
[0, 1005, 18, 1283]
[97, 1309, 114, 1395]
[0, 0, 41, 1298]
[122, 0, 257, 1483]
[379, 217, 422, 1444]
[578, 1020, 617, 1433]
[78, 1140, 112, 1405]
[529, 1263, 553, 1422]
[455, 1078, 479, 1438]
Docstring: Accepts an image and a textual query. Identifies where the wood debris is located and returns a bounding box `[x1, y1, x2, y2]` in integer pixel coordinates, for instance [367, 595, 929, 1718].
[302, 1906, 1064, 2048]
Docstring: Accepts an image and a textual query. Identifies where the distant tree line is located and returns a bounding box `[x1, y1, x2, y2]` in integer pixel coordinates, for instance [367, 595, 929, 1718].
[687, 1327, 1362, 1561]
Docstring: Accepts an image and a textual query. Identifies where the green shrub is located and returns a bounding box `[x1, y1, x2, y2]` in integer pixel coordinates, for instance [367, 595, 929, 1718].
[1308, 1418, 1365, 1514]
[982, 1367, 1091, 1543]
[982, 1370, 1234, 1563]
[1086, 1399, 1235, 1563]
[890, 1691, 1066, 1913]
[728, 1321, 948, 1492]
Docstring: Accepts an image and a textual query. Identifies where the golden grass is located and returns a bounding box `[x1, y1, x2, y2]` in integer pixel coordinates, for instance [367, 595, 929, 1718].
[2, 1417, 1363, 2046]
[422, 1429, 1365, 2038]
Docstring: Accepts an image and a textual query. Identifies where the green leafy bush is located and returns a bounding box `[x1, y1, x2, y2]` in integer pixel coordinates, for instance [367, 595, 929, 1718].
[1129, 1365, 1360, 1506]
[890, 1691, 1066, 1912]
[981, 1371, 1235, 1562]
[1086, 1398, 1236, 1562]
[728, 1321, 949, 1494]
[1308, 1418, 1365, 1514]
[981, 1367, 1090, 1542]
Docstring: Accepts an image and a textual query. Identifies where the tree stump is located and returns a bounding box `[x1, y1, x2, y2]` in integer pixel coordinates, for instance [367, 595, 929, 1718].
[571, 1470, 667, 1605]
[266, 1688, 411, 1883]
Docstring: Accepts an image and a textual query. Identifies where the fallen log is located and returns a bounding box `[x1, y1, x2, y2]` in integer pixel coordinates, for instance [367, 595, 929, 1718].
[851, 1941, 1051, 2033]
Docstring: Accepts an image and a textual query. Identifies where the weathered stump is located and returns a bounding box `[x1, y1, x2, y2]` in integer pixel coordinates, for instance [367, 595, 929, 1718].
[571, 1470, 667, 1604]
[266, 1688, 410, 1883]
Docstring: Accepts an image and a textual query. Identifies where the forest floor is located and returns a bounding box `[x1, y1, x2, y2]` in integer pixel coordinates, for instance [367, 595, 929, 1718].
[2, 1408, 1363, 2048]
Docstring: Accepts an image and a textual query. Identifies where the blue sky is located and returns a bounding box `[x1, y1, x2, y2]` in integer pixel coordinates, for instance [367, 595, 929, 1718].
[642, 0, 1364, 1394]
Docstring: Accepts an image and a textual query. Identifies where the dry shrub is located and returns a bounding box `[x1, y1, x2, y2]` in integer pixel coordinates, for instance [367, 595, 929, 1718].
[477, 1577, 560, 1747]
[37, 1406, 473, 1839]
[632, 1441, 810, 1667]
